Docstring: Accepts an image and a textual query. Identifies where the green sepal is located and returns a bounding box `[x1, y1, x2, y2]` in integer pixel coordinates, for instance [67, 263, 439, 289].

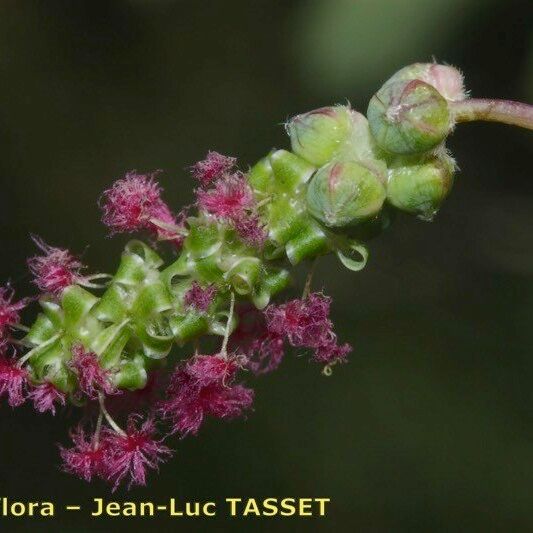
[27, 335, 65, 380]
[209, 309, 238, 337]
[24, 313, 58, 346]
[39, 299, 64, 330]
[46, 365, 76, 394]
[131, 281, 173, 319]
[252, 268, 291, 309]
[285, 221, 330, 265]
[113, 355, 148, 390]
[248, 155, 274, 194]
[114, 254, 147, 286]
[270, 150, 315, 192]
[194, 255, 224, 284]
[134, 322, 173, 359]
[91, 283, 128, 323]
[161, 254, 194, 288]
[185, 221, 222, 259]
[268, 197, 307, 244]
[336, 240, 369, 271]
[125, 240, 164, 269]
[91, 321, 131, 369]
[62, 285, 98, 331]
[224, 257, 261, 295]
[169, 312, 209, 343]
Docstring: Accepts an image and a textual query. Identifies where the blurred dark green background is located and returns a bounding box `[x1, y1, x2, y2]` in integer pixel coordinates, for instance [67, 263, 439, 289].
[1, 0, 532, 531]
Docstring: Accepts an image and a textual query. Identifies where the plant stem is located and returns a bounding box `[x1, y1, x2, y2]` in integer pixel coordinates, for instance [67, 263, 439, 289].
[98, 393, 126, 436]
[302, 258, 317, 299]
[93, 410, 103, 449]
[220, 291, 235, 358]
[451, 98, 533, 130]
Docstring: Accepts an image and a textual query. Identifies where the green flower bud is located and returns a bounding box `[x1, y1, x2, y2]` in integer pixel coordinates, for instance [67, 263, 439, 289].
[306, 160, 386, 227]
[287, 106, 352, 166]
[367, 80, 451, 155]
[385, 62, 466, 102]
[386, 156, 454, 220]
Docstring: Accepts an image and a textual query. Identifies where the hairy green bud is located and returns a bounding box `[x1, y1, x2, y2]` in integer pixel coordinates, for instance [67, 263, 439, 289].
[306, 160, 386, 227]
[386, 156, 454, 220]
[385, 62, 466, 102]
[287, 105, 352, 167]
[367, 80, 452, 155]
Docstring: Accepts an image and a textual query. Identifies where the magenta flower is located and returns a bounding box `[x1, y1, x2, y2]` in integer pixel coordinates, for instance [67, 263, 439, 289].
[100, 171, 182, 244]
[0, 355, 28, 407]
[233, 214, 267, 248]
[69, 345, 116, 399]
[101, 416, 172, 491]
[230, 304, 284, 374]
[191, 151, 236, 187]
[185, 353, 245, 386]
[59, 426, 108, 482]
[27, 238, 85, 296]
[197, 173, 254, 219]
[313, 339, 352, 365]
[0, 285, 27, 341]
[159, 354, 254, 436]
[29, 382, 66, 414]
[265, 292, 351, 367]
[183, 282, 217, 313]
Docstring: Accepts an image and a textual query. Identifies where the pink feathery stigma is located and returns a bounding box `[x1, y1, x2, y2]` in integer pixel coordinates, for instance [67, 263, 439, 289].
[100, 171, 181, 243]
[59, 426, 108, 482]
[0, 285, 27, 340]
[191, 151, 236, 187]
[232, 214, 267, 248]
[159, 354, 253, 437]
[27, 238, 84, 295]
[184, 282, 217, 313]
[265, 292, 352, 366]
[101, 416, 172, 491]
[0, 355, 28, 407]
[28, 382, 66, 415]
[197, 173, 254, 219]
[69, 345, 116, 399]
[150, 202, 186, 247]
[229, 304, 285, 374]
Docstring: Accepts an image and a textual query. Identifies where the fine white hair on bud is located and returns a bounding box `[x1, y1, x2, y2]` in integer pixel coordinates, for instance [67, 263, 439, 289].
[385, 62, 466, 102]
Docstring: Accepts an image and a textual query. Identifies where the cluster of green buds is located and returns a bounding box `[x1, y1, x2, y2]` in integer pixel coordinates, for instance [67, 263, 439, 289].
[1, 62, 531, 489]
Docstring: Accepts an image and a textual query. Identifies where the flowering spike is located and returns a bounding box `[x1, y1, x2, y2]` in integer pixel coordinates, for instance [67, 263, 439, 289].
[101, 416, 172, 491]
[191, 151, 236, 187]
[29, 382, 66, 414]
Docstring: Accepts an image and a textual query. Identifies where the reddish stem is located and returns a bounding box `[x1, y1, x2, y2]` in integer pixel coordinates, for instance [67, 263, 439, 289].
[451, 98, 533, 130]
